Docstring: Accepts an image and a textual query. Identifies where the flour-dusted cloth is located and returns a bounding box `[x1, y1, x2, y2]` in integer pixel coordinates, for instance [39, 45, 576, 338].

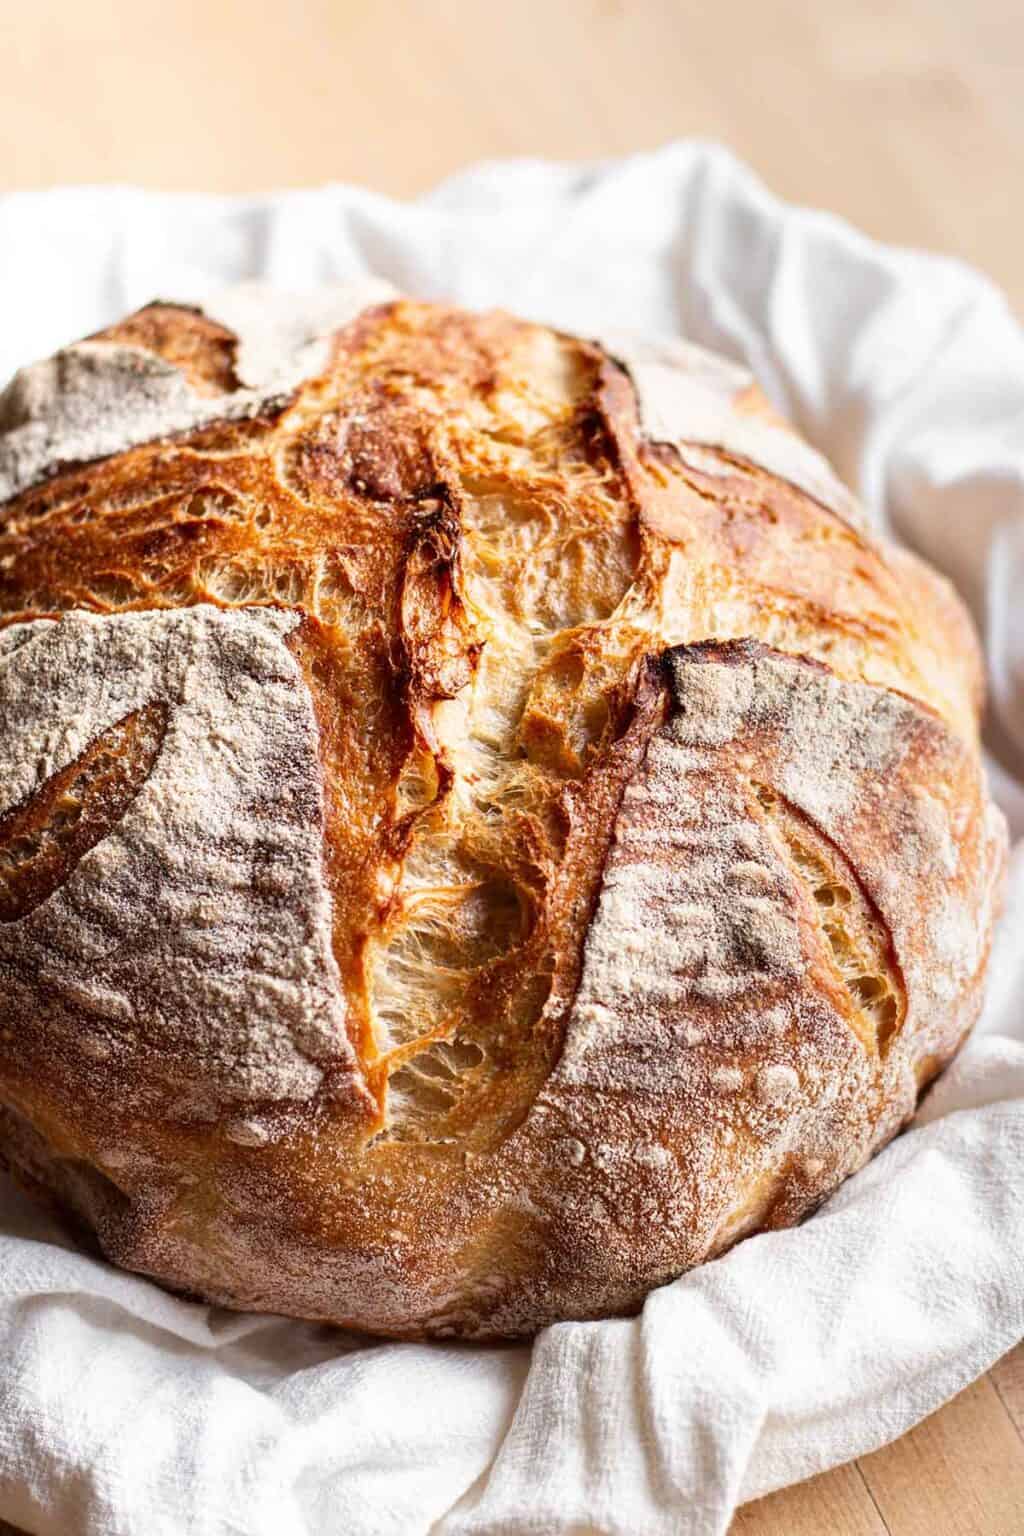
[1, 142, 1023, 1536]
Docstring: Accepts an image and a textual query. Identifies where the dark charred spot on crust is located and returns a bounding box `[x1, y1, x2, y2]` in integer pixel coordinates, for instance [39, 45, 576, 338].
[663, 634, 833, 685]
[665, 634, 768, 673]
[342, 398, 439, 503]
[283, 390, 441, 507]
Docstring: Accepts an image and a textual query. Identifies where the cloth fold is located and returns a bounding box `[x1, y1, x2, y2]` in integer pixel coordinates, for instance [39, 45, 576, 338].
[1, 142, 1022, 1536]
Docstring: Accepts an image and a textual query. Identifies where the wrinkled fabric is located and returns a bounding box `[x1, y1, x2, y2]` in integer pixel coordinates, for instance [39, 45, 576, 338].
[0, 142, 1022, 1536]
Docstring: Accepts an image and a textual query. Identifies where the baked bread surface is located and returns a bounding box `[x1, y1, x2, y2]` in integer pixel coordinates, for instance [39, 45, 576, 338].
[0, 287, 1006, 1338]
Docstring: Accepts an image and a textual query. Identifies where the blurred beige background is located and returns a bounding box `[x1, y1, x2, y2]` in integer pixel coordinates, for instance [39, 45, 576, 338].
[4, 0, 1023, 310]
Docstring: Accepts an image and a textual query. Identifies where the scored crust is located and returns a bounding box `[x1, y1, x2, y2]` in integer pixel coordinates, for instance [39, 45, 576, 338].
[0, 290, 1007, 1338]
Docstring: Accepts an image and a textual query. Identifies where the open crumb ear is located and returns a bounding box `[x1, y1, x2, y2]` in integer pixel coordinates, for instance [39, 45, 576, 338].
[751, 784, 902, 1053]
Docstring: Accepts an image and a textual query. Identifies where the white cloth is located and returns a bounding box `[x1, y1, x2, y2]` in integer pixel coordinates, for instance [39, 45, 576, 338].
[1, 142, 1023, 1536]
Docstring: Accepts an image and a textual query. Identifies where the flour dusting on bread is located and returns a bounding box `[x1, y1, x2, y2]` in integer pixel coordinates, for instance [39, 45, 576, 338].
[0, 605, 362, 1117]
[0, 280, 395, 504]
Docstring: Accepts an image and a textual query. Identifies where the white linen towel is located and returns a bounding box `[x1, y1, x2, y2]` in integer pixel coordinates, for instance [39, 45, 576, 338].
[1, 142, 1023, 1536]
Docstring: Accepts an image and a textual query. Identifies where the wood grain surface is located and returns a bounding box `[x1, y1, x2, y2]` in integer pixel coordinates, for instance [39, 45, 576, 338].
[737, 1343, 1024, 1536]
[2, 2, 1022, 1533]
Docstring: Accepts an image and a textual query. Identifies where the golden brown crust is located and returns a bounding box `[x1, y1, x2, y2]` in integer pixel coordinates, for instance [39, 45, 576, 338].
[0, 296, 1006, 1338]
[89, 302, 243, 396]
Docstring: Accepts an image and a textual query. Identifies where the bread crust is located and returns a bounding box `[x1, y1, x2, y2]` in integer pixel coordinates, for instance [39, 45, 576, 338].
[0, 293, 1006, 1338]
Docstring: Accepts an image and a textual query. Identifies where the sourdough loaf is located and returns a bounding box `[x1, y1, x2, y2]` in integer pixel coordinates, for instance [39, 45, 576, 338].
[0, 287, 1006, 1337]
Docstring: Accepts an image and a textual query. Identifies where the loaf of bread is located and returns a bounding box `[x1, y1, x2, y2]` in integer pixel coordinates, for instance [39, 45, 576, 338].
[0, 286, 1007, 1338]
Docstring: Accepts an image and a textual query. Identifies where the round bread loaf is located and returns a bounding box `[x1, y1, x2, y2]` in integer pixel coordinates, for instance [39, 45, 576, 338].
[0, 286, 1007, 1338]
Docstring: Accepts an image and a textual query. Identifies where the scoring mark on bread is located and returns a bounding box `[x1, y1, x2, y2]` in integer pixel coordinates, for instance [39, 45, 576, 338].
[593, 330, 867, 533]
[0, 701, 168, 924]
[750, 782, 905, 1054]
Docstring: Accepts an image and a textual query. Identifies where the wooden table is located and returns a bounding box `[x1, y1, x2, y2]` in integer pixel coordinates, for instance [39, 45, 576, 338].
[736, 1343, 1024, 1536]
[3, 2, 1023, 1532]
